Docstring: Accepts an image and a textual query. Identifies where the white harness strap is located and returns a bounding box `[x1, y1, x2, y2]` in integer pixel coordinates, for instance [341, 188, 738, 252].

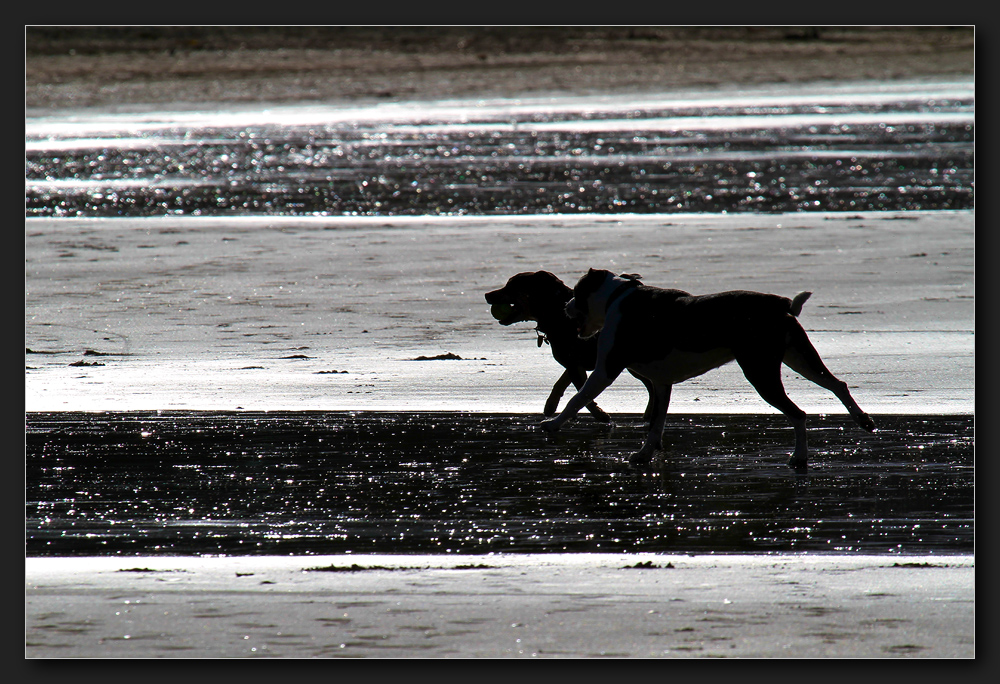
[604, 279, 638, 311]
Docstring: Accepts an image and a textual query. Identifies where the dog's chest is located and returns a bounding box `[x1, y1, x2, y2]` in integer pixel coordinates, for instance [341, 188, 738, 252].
[628, 347, 735, 383]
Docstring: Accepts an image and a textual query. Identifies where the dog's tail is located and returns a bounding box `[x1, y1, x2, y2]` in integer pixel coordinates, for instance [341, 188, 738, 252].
[790, 291, 812, 317]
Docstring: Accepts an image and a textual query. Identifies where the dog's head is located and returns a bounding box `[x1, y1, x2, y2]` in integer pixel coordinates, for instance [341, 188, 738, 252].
[566, 269, 642, 338]
[485, 271, 572, 326]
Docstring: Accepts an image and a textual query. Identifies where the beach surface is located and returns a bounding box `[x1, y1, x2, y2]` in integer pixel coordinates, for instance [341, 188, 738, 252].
[25, 553, 975, 658]
[25, 26, 976, 661]
[25, 26, 975, 113]
[25, 211, 974, 415]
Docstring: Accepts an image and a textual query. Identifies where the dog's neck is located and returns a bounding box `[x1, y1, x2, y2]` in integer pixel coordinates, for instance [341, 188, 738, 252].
[606, 278, 639, 309]
[595, 273, 639, 312]
[574, 272, 639, 339]
[532, 290, 577, 339]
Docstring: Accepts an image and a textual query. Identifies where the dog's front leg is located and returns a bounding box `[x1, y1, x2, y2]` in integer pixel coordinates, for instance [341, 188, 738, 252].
[567, 367, 612, 423]
[540, 366, 617, 433]
[789, 417, 808, 469]
[630, 383, 672, 468]
[544, 370, 574, 417]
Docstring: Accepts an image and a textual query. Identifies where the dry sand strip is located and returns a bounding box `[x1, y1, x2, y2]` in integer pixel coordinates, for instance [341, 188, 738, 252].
[25, 26, 974, 111]
[24, 211, 975, 414]
[25, 553, 973, 658]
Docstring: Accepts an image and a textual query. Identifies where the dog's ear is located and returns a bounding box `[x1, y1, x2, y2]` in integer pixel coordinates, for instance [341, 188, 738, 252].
[619, 273, 642, 281]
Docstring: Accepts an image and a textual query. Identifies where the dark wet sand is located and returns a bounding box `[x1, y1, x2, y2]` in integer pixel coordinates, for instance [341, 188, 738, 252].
[26, 411, 973, 557]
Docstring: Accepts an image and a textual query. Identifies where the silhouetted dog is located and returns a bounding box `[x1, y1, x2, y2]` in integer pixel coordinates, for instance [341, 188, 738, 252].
[485, 271, 616, 422]
[540, 269, 876, 469]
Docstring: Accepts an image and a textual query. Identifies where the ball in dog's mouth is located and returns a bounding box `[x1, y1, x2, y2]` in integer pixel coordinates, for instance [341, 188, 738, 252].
[491, 302, 515, 321]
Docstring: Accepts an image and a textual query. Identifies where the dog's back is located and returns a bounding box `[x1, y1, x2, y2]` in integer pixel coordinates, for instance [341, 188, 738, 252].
[615, 287, 802, 356]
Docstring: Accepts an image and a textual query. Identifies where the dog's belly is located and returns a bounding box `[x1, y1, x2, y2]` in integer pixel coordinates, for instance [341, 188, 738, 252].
[628, 347, 735, 384]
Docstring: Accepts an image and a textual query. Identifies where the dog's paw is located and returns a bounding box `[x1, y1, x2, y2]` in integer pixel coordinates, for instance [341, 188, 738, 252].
[628, 449, 656, 470]
[628, 458, 654, 472]
[787, 454, 809, 471]
[589, 407, 613, 423]
[539, 419, 561, 433]
[855, 413, 876, 433]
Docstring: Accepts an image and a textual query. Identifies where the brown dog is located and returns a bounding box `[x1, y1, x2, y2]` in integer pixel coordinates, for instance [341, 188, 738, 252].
[485, 271, 618, 421]
[540, 269, 876, 469]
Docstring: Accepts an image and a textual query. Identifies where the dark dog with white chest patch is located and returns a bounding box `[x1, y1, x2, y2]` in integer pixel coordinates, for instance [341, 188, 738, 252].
[540, 268, 876, 469]
[485, 271, 621, 422]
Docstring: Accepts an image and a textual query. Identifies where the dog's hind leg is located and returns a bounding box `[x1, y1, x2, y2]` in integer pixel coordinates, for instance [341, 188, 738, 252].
[736, 353, 810, 469]
[629, 382, 672, 469]
[782, 322, 876, 433]
[627, 371, 656, 422]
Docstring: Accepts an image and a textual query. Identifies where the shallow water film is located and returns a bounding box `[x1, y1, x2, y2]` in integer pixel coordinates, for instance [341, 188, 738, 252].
[25, 83, 973, 217]
[26, 412, 972, 557]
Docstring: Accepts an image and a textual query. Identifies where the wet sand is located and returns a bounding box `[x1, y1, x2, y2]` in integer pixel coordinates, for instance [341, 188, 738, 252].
[26, 411, 973, 557]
